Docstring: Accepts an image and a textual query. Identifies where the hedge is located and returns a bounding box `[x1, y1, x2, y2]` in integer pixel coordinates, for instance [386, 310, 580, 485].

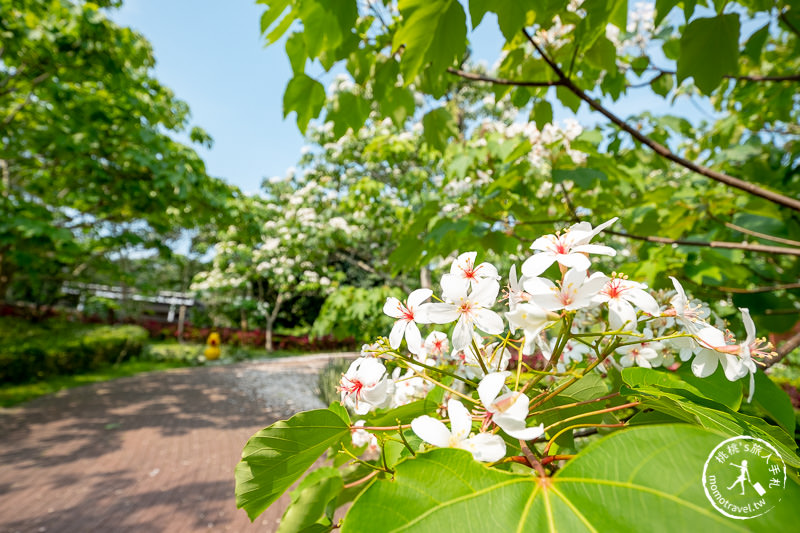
[0, 318, 149, 384]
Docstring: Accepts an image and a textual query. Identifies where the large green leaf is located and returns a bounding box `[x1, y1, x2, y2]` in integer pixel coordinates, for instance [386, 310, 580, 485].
[393, 0, 467, 83]
[283, 74, 326, 133]
[622, 365, 743, 411]
[342, 425, 799, 531]
[751, 370, 796, 435]
[235, 409, 350, 521]
[277, 467, 343, 533]
[677, 14, 740, 94]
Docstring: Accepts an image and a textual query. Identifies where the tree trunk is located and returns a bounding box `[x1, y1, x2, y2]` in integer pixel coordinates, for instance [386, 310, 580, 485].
[264, 293, 284, 352]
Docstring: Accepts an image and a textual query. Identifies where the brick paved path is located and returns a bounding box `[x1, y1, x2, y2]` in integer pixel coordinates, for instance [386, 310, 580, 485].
[0, 353, 355, 533]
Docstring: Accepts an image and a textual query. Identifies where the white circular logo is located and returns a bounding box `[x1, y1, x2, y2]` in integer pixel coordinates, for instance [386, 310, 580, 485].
[702, 436, 787, 519]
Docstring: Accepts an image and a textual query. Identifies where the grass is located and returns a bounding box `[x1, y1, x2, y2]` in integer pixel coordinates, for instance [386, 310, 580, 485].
[0, 341, 318, 408]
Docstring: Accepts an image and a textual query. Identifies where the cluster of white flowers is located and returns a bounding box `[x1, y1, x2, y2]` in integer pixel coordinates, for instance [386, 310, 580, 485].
[606, 1, 657, 52]
[337, 217, 773, 462]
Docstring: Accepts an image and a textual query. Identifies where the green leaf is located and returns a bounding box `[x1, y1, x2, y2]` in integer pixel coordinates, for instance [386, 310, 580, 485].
[655, 0, 679, 27]
[283, 74, 326, 133]
[422, 107, 459, 152]
[651, 72, 674, 96]
[624, 388, 800, 468]
[531, 99, 553, 130]
[393, 0, 467, 83]
[468, 0, 535, 40]
[631, 56, 649, 76]
[277, 467, 343, 533]
[285, 32, 307, 75]
[556, 85, 581, 113]
[297, 0, 358, 59]
[751, 370, 796, 435]
[677, 14, 740, 94]
[743, 24, 769, 62]
[342, 425, 800, 531]
[235, 409, 350, 521]
[584, 36, 617, 72]
[622, 365, 743, 411]
[552, 168, 607, 189]
[328, 91, 371, 138]
[259, 0, 293, 44]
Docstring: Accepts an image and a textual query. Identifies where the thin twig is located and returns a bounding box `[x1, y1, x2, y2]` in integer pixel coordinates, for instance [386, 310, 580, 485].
[763, 330, 800, 369]
[605, 229, 800, 256]
[447, 67, 563, 87]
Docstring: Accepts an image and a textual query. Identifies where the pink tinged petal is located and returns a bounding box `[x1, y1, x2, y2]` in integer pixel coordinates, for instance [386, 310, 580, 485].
[521, 252, 556, 277]
[447, 399, 473, 441]
[478, 371, 510, 408]
[389, 320, 407, 350]
[608, 299, 636, 331]
[425, 303, 460, 324]
[624, 288, 660, 316]
[473, 308, 504, 335]
[471, 279, 500, 307]
[405, 322, 423, 354]
[572, 243, 617, 256]
[493, 392, 529, 421]
[383, 297, 404, 319]
[696, 325, 726, 349]
[411, 416, 452, 448]
[407, 288, 433, 309]
[441, 274, 468, 302]
[451, 315, 474, 351]
[461, 433, 506, 462]
[556, 252, 591, 271]
[691, 350, 719, 378]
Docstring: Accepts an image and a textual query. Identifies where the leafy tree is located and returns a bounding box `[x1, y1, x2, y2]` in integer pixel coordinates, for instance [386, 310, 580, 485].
[257, 0, 800, 361]
[0, 0, 234, 308]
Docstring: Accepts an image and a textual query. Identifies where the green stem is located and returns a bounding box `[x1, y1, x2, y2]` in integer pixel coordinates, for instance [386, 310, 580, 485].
[471, 337, 490, 375]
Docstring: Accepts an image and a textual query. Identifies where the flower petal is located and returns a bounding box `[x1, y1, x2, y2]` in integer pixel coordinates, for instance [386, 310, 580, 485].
[624, 288, 660, 316]
[406, 288, 432, 310]
[447, 399, 472, 441]
[460, 433, 506, 462]
[473, 308, 504, 335]
[478, 371, 510, 408]
[521, 252, 556, 278]
[388, 320, 407, 350]
[471, 279, 500, 307]
[405, 322, 423, 354]
[411, 416, 451, 448]
[557, 252, 591, 271]
[572, 244, 617, 256]
[451, 315, 474, 351]
[691, 350, 719, 378]
[383, 297, 404, 319]
[425, 303, 460, 324]
[441, 273, 467, 302]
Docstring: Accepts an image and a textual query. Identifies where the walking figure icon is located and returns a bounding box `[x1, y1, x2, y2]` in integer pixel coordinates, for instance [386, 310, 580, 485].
[727, 460, 766, 496]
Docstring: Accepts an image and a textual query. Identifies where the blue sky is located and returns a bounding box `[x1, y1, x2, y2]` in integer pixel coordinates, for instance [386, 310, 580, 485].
[112, 1, 711, 193]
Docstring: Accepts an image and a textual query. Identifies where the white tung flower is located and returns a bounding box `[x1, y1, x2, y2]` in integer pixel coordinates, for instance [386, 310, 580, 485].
[426, 276, 504, 351]
[411, 399, 506, 462]
[593, 274, 660, 331]
[441, 251, 500, 293]
[525, 268, 609, 312]
[521, 218, 618, 277]
[478, 372, 544, 441]
[383, 288, 433, 354]
[339, 357, 393, 415]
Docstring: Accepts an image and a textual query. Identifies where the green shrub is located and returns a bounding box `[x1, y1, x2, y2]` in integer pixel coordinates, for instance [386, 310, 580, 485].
[0, 318, 148, 383]
[311, 285, 404, 343]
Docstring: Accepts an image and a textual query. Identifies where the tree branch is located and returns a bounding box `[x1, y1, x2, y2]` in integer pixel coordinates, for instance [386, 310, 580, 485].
[605, 229, 800, 256]
[447, 67, 562, 87]
[717, 282, 800, 294]
[520, 28, 800, 213]
[764, 330, 800, 369]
